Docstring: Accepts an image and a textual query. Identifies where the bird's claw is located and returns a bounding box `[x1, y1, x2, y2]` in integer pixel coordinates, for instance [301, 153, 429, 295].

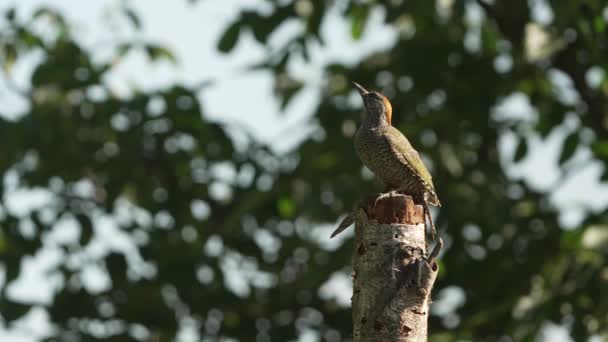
[374, 190, 397, 206]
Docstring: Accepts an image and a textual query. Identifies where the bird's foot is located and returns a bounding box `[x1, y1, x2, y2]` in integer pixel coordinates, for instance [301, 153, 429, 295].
[374, 190, 398, 206]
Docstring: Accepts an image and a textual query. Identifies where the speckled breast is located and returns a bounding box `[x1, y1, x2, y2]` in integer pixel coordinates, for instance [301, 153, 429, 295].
[354, 128, 427, 198]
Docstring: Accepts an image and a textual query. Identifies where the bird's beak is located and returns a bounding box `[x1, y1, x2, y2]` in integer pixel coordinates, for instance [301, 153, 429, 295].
[352, 82, 368, 96]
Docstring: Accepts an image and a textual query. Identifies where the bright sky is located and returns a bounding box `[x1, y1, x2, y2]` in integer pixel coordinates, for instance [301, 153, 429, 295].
[0, 0, 604, 341]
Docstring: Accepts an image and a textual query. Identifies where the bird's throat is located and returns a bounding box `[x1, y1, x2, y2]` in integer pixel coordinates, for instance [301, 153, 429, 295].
[362, 111, 390, 129]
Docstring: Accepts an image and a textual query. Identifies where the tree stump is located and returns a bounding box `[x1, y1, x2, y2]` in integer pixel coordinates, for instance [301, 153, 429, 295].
[351, 194, 440, 342]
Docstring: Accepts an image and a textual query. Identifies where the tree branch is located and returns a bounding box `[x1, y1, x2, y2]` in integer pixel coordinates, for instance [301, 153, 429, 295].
[351, 195, 440, 342]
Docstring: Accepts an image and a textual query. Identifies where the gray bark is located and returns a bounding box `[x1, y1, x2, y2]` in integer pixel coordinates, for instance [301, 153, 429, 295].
[351, 195, 440, 342]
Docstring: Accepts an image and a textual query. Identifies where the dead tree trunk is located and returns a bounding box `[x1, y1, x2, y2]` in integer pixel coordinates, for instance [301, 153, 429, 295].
[349, 195, 441, 342]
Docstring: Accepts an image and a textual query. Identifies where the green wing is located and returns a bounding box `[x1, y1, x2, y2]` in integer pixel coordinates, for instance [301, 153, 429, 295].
[383, 126, 440, 205]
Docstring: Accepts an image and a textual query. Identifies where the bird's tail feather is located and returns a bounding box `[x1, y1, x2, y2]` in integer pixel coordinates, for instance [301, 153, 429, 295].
[427, 191, 441, 207]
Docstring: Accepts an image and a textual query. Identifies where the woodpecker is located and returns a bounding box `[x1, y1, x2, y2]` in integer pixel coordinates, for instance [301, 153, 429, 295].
[352, 82, 440, 238]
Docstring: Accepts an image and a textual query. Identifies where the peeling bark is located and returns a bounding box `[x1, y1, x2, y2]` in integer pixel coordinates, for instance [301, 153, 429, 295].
[351, 195, 440, 342]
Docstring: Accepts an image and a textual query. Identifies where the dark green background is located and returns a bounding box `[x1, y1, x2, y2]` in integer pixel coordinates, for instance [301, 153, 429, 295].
[1, 1, 607, 341]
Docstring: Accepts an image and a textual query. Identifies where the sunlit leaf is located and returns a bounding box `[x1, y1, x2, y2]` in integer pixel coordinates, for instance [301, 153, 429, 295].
[591, 140, 608, 159]
[349, 4, 370, 40]
[277, 197, 296, 218]
[18, 28, 44, 48]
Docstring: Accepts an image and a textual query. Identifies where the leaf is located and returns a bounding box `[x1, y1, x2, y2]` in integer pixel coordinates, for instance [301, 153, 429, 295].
[1, 300, 29, 322]
[76, 214, 94, 246]
[18, 28, 44, 48]
[32, 7, 64, 25]
[5, 8, 15, 22]
[299, 36, 310, 61]
[350, 4, 370, 40]
[560, 229, 584, 250]
[2, 44, 17, 71]
[559, 132, 579, 164]
[591, 140, 608, 159]
[514, 138, 528, 162]
[277, 197, 296, 218]
[251, 18, 274, 43]
[600, 168, 608, 182]
[594, 16, 605, 33]
[275, 51, 290, 71]
[279, 83, 303, 109]
[33, 7, 53, 19]
[117, 43, 132, 57]
[218, 22, 241, 53]
[125, 8, 142, 29]
[145, 44, 177, 64]
[306, 6, 324, 41]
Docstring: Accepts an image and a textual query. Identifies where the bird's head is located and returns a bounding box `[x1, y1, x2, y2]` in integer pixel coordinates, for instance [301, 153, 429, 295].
[352, 82, 392, 126]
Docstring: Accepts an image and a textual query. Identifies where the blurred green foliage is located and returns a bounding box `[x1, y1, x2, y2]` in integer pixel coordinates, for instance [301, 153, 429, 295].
[1, 0, 608, 341]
